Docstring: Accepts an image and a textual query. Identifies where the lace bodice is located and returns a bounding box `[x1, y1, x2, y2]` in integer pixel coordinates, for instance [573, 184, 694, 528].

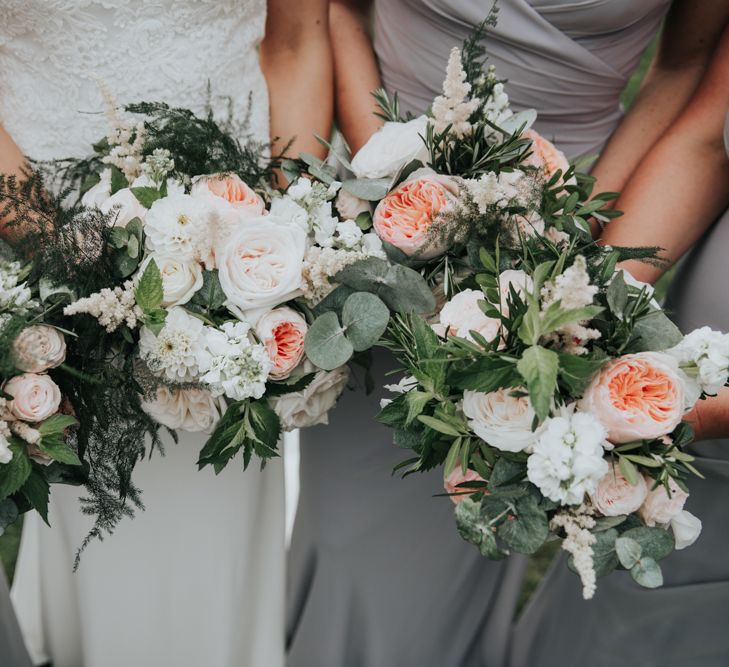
[0, 0, 269, 160]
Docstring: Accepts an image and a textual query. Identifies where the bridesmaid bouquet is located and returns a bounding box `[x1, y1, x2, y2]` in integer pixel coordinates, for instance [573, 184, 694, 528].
[0, 257, 80, 534]
[338, 27, 729, 597]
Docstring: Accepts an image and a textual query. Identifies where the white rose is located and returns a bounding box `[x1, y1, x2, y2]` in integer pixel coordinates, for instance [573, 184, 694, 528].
[336, 190, 370, 220]
[137, 255, 203, 307]
[670, 510, 702, 550]
[351, 115, 430, 179]
[272, 362, 349, 431]
[638, 477, 688, 526]
[217, 215, 307, 317]
[434, 289, 501, 343]
[13, 325, 66, 373]
[4, 373, 62, 423]
[589, 462, 648, 517]
[81, 169, 112, 208]
[100, 188, 148, 227]
[141, 386, 222, 433]
[144, 194, 211, 262]
[462, 388, 542, 453]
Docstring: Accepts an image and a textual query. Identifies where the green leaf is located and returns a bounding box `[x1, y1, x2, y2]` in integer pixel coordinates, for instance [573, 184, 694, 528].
[454, 498, 505, 559]
[20, 468, 50, 525]
[517, 346, 559, 420]
[265, 373, 315, 398]
[497, 494, 549, 554]
[143, 308, 168, 336]
[110, 165, 127, 195]
[341, 178, 392, 201]
[355, 211, 373, 231]
[135, 259, 164, 314]
[540, 304, 604, 336]
[248, 401, 281, 460]
[335, 257, 436, 314]
[575, 199, 608, 216]
[377, 393, 410, 427]
[489, 458, 526, 488]
[109, 227, 130, 249]
[593, 515, 627, 532]
[405, 390, 433, 426]
[341, 292, 390, 351]
[304, 312, 354, 370]
[126, 235, 140, 259]
[590, 528, 620, 577]
[36, 435, 82, 466]
[606, 271, 628, 319]
[621, 526, 674, 561]
[191, 270, 227, 311]
[624, 454, 661, 468]
[443, 438, 462, 478]
[558, 353, 606, 396]
[630, 557, 663, 588]
[631, 310, 683, 352]
[131, 186, 162, 208]
[0, 444, 32, 498]
[479, 248, 498, 273]
[0, 499, 19, 532]
[615, 536, 642, 569]
[618, 455, 641, 486]
[38, 414, 78, 436]
[418, 415, 462, 437]
[518, 301, 542, 346]
[281, 159, 301, 184]
[449, 357, 519, 393]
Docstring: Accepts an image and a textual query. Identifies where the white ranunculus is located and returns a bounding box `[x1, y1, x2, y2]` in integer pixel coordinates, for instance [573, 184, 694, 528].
[336, 190, 370, 221]
[638, 477, 688, 527]
[272, 362, 349, 431]
[351, 115, 430, 179]
[589, 462, 648, 517]
[462, 388, 543, 453]
[139, 307, 210, 382]
[138, 255, 203, 307]
[434, 288, 501, 343]
[217, 215, 307, 317]
[670, 509, 702, 550]
[144, 194, 211, 262]
[100, 188, 148, 227]
[527, 408, 609, 506]
[141, 386, 222, 433]
[13, 325, 66, 373]
[81, 168, 112, 208]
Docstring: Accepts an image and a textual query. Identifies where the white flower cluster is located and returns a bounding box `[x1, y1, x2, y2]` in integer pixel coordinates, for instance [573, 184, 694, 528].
[0, 408, 12, 465]
[301, 246, 368, 305]
[527, 408, 609, 506]
[0, 260, 33, 314]
[432, 48, 481, 138]
[199, 321, 272, 401]
[550, 505, 598, 600]
[463, 170, 539, 216]
[64, 280, 142, 332]
[541, 255, 601, 355]
[98, 82, 145, 181]
[668, 326, 729, 405]
[141, 148, 175, 185]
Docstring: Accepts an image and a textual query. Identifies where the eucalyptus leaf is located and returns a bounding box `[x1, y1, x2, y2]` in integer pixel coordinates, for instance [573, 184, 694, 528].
[304, 312, 354, 371]
[342, 178, 392, 201]
[615, 536, 642, 569]
[341, 292, 389, 351]
[606, 270, 628, 319]
[630, 557, 663, 588]
[621, 526, 674, 561]
[631, 310, 683, 352]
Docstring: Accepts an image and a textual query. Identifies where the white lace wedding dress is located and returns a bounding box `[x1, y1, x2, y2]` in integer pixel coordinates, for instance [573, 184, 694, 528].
[0, 2, 285, 666]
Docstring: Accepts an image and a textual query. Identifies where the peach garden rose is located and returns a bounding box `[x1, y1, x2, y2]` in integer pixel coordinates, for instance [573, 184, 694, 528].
[444, 467, 487, 504]
[579, 352, 685, 443]
[191, 173, 265, 216]
[522, 129, 571, 182]
[373, 168, 458, 259]
[590, 462, 649, 517]
[255, 307, 308, 380]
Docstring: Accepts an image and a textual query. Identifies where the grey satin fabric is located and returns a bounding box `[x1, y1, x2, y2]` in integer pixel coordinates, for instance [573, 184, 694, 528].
[509, 118, 729, 667]
[287, 2, 669, 666]
[0, 569, 32, 667]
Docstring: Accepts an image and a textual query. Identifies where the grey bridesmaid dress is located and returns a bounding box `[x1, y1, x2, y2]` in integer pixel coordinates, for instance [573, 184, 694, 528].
[287, 2, 670, 665]
[510, 114, 729, 667]
[0, 569, 32, 667]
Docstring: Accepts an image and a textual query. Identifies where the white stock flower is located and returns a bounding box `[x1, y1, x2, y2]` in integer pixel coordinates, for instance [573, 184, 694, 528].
[527, 409, 609, 506]
[139, 307, 210, 382]
[671, 510, 702, 550]
[462, 388, 543, 453]
[272, 362, 349, 431]
[144, 194, 211, 262]
[333, 219, 364, 250]
[431, 47, 480, 137]
[350, 115, 430, 179]
[138, 255, 203, 307]
[141, 386, 222, 433]
[199, 321, 272, 401]
[668, 326, 729, 406]
[217, 216, 307, 317]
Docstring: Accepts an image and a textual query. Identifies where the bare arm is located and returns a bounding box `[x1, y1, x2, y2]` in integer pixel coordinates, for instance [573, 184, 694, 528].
[0, 125, 29, 243]
[329, 0, 383, 154]
[261, 0, 334, 167]
[600, 24, 729, 283]
[591, 0, 729, 200]
[685, 388, 729, 441]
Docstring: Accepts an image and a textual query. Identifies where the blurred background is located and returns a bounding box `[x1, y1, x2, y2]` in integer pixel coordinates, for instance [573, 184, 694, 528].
[0, 36, 661, 613]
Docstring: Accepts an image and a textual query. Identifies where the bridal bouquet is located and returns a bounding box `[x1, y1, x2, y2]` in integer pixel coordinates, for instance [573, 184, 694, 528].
[0, 258, 80, 534]
[343, 25, 728, 597]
